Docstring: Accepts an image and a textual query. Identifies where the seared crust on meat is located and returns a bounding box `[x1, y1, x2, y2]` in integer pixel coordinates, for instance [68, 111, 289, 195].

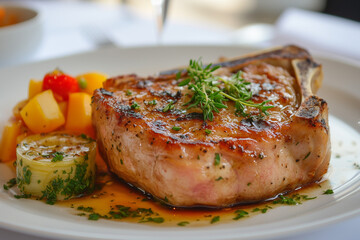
[92, 45, 330, 207]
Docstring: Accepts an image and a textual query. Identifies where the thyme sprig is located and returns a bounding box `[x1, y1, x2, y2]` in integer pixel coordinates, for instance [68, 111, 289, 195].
[179, 59, 274, 121]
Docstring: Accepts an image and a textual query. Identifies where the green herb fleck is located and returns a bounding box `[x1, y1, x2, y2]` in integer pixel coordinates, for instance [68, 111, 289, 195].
[177, 221, 190, 226]
[88, 213, 101, 220]
[23, 166, 32, 185]
[273, 195, 298, 205]
[215, 176, 223, 181]
[210, 216, 220, 224]
[139, 217, 164, 223]
[233, 210, 248, 220]
[131, 102, 140, 110]
[163, 101, 174, 112]
[77, 206, 94, 212]
[3, 178, 16, 190]
[14, 193, 32, 199]
[214, 153, 220, 166]
[252, 207, 268, 213]
[323, 189, 334, 195]
[147, 100, 157, 105]
[205, 129, 212, 135]
[172, 126, 181, 131]
[303, 152, 311, 160]
[126, 90, 132, 96]
[51, 152, 64, 162]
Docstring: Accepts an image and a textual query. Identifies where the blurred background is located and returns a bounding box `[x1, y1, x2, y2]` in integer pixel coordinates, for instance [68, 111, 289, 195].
[0, 0, 359, 67]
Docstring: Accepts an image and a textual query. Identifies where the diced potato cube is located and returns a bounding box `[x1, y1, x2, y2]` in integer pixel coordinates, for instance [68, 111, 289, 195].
[20, 90, 65, 133]
[58, 101, 68, 118]
[65, 92, 92, 134]
[77, 72, 107, 95]
[0, 121, 21, 162]
[28, 79, 43, 99]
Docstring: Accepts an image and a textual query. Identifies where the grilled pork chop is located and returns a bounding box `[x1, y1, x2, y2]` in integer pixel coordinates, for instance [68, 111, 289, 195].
[92, 45, 330, 207]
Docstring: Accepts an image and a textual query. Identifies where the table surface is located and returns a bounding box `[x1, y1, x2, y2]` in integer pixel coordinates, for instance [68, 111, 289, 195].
[0, 1, 359, 240]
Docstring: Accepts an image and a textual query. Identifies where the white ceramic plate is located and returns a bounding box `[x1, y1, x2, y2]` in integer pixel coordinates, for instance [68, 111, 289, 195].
[0, 46, 359, 240]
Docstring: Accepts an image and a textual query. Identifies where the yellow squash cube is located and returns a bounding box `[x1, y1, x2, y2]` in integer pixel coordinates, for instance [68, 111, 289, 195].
[77, 72, 107, 95]
[65, 92, 92, 134]
[28, 79, 43, 99]
[58, 101, 68, 118]
[0, 121, 21, 162]
[20, 90, 65, 133]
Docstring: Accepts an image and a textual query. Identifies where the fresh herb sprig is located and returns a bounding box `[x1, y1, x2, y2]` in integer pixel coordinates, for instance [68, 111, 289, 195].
[178, 59, 273, 121]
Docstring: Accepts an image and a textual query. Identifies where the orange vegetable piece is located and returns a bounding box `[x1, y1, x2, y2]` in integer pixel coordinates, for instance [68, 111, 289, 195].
[58, 101, 68, 118]
[65, 92, 92, 134]
[28, 79, 43, 99]
[0, 120, 21, 162]
[77, 72, 107, 95]
[20, 90, 65, 133]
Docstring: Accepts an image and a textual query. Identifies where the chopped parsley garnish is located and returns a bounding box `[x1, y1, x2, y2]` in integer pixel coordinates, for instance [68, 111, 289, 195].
[51, 152, 64, 162]
[23, 166, 32, 185]
[139, 217, 164, 223]
[323, 189, 334, 195]
[80, 133, 95, 142]
[3, 178, 16, 190]
[303, 152, 311, 160]
[162, 101, 174, 112]
[252, 207, 268, 213]
[77, 206, 94, 212]
[147, 100, 157, 105]
[88, 213, 101, 220]
[205, 129, 212, 135]
[14, 193, 32, 199]
[172, 126, 181, 131]
[210, 216, 220, 224]
[273, 194, 317, 205]
[273, 195, 298, 205]
[179, 59, 273, 121]
[40, 162, 94, 205]
[214, 153, 221, 166]
[177, 221, 190, 226]
[233, 210, 248, 220]
[215, 176, 223, 181]
[131, 102, 140, 110]
[126, 90, 132, 96]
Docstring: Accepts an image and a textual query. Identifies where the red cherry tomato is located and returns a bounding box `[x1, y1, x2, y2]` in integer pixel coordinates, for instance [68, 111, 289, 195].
[43, 69, 79, 101]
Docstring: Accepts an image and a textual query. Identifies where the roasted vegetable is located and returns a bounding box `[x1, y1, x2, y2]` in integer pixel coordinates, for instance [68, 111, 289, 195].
[65, 92, 92, 134]
[16, 132, 96, 204]
[76, 72, 107, 95]
[20, 90, 65, 133]
[43, 69, 79, 101]
[0, 120, 21, 162]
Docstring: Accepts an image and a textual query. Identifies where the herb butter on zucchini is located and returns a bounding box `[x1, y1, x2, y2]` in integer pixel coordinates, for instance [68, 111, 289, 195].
[16, 133, 96, 204]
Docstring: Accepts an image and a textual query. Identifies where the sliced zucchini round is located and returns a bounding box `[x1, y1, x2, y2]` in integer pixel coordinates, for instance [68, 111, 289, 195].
[16, 132, 96, 204]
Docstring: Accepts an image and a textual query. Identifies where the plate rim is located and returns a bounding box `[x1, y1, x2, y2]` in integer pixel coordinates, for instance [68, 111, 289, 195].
[0, 44, 360, 240]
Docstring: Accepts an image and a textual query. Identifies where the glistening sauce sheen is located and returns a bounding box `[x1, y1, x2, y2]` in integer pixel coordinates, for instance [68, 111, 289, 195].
[57, 153, 327, 226]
